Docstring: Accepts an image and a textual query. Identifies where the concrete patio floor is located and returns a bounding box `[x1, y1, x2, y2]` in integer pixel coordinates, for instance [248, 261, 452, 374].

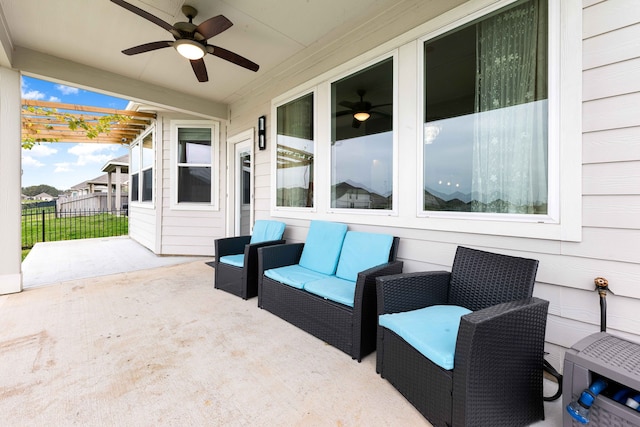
[2, 238, 564, 426]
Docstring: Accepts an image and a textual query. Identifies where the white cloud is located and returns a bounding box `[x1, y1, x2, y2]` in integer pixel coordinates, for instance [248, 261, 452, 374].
[28, 144, 58, 157]
[68, 144, 118, 166]
[55, 84, 80, 95]
[49, 96, 61, 102]
[22, 155, 45, 167]
[54, 162, 73, 173]
[22, 89, 46, 100]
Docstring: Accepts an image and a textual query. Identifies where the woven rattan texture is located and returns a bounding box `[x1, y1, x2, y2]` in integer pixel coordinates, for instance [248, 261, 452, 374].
[580, 335, 640, 377]
[448, 246, 539, 311]
[258, 237, 402, 361]
[214, 236, 285, 300]
[377, 246, 547, 427]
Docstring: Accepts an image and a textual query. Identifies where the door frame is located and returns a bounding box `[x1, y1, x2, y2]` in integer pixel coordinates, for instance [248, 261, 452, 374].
[226, 129, 254, 237]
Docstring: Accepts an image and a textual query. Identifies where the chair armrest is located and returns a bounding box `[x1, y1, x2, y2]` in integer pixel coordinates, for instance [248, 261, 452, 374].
[452, 297, 549, 425]
[215, 235, 251, 260]
[376, 271, 451, 315]
[244, 239, 286, 271]
[257, 243, 304, 273]
[355, 260, 405, 310]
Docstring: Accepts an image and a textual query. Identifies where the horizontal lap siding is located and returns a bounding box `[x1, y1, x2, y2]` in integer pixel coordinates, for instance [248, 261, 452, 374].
[224, 0, 640, 364]
[157, 114, 223, 256]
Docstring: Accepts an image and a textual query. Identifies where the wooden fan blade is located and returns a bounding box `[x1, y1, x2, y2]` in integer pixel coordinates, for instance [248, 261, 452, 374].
[195, 15, 233, 40]
[122, 41, 173, 55]
[370, 103, 393, 109]
[352, 118, 361, 128]
[110, 0, 174, 32]
[190, 58, 209, 82]
[335, 110, 353, 117]
[207, 45, 259, 72]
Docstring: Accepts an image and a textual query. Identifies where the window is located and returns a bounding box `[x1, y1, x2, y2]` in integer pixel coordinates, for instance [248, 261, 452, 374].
[331, 57, 394, 210]
[422, 0, 548, 217]
[130, 128, 154, 203]
[178, 128, 212, 203]
[171, 121, 218, 209]
[276, 93, 314, 208]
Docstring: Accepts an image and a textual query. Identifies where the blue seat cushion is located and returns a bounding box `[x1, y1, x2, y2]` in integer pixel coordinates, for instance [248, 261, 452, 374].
[335, 232, 394, 282]
[264, 265, 329, 290]
[298, 221, 348, 275]
[379, 305, 472, 370]
[219, 254, 245, 267]
[304, 276, 357, 307]
[250, 220, 286, 244]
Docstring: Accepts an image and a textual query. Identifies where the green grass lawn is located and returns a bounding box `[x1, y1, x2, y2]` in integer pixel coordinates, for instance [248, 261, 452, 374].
[21, 208, 128, 256]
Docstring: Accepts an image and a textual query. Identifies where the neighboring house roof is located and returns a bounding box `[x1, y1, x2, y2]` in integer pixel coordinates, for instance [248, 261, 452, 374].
[101, 154, 129, 174]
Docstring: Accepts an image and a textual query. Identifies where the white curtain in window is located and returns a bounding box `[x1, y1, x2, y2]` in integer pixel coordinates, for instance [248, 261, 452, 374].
[472, 0, 548, 213]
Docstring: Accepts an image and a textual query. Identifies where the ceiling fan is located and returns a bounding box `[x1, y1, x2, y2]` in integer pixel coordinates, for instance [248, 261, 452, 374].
[335, 89, 392, 128]
[111, 0, 259, 83]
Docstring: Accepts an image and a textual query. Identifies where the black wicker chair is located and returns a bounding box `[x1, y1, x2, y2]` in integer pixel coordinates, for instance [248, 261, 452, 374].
[214, 220, 285, 299]
[376, 246, 549, 427]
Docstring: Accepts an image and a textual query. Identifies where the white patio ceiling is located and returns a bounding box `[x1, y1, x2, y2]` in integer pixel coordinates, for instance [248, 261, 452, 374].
[0, 0, 407, 115]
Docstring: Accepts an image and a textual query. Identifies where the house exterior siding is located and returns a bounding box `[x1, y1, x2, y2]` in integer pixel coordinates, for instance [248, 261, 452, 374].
[225, 0, 640, 369]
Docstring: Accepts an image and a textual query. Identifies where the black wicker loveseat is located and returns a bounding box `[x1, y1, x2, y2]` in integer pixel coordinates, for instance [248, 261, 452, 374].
[257, 220, 402, 361]
[376, 246, 549, 427]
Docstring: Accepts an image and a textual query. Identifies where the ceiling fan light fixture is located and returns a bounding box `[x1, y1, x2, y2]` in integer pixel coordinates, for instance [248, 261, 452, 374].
[175, 39, 206, 60]
[353, 111, 371, 122]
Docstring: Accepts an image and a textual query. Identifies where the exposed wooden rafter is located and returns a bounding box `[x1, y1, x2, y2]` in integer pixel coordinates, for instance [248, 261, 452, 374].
[21, 100, 156, 145]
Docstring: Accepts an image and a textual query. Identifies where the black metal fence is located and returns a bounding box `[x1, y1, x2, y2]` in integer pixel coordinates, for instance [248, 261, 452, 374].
[21, 208, 128, 249]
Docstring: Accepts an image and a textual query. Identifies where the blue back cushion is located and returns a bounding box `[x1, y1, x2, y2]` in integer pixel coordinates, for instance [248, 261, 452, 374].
[335, 232, 394, 282]
[298, 221, 348, 275]
[379, 305, 472, 370]
[250, 220, 286, 244]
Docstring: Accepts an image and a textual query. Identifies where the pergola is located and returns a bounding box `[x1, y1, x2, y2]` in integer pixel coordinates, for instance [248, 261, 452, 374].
[21, 99, 156, 213]
[21, 99, 155, 144]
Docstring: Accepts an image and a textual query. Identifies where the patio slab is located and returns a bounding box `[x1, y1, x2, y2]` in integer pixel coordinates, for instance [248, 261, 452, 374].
[7, 240, 563, 426]
[21, 236, 209, 289]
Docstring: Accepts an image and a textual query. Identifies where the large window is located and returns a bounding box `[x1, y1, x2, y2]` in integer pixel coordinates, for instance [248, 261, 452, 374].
[177, 127, 213, 203]
[276, 93, 314, 208]
[423, 0, 548, 216]
[130, 129, 154, 203]
[331, 58, 394, 210]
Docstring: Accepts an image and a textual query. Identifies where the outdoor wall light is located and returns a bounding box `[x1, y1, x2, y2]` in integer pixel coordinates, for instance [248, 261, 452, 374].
[175, 39, 206, 60]
[353, 111, 370, 122]
[258, 115, 266, 150]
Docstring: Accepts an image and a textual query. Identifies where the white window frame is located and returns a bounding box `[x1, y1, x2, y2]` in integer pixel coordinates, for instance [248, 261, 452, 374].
[271, 89, 318, 214]
[268, 0, 580, 241]
[170, 120, 219, 211]
[414, 0, 581, 241]
[129, 125, 155, 207]
[326, 52, 399, 217]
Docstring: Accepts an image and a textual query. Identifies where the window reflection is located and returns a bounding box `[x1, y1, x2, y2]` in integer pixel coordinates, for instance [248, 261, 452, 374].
[276, 93, 314, 208]
[331, 57, 393, 210]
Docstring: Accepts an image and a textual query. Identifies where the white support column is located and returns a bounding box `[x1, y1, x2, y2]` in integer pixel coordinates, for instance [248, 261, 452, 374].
[0, 67, 23, 294]
[115, 166, 122, 212]
[107, 171, 113, 212]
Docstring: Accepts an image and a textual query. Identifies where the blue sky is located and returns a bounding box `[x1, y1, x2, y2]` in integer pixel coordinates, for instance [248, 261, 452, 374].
[21, 76, 130, 191]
